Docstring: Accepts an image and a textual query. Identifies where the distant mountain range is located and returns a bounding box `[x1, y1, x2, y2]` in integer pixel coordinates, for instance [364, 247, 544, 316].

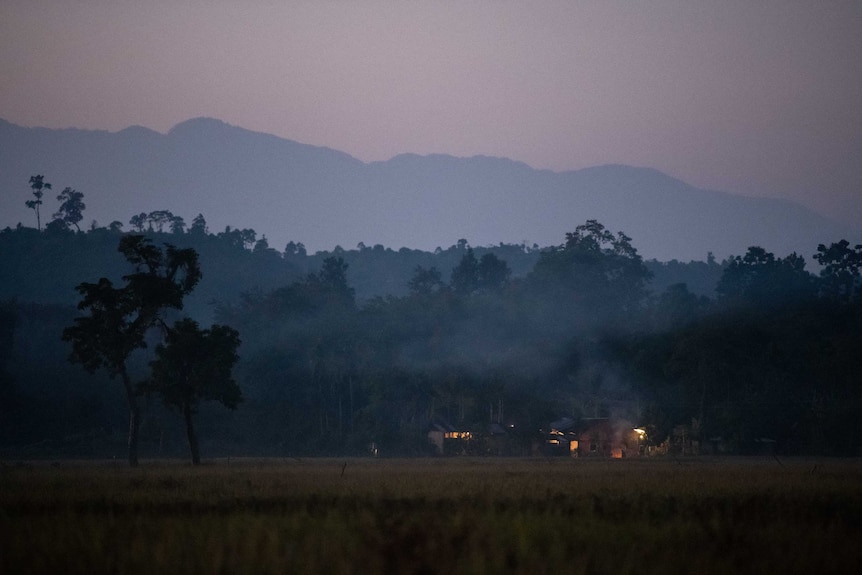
[1, 117, 854, 262]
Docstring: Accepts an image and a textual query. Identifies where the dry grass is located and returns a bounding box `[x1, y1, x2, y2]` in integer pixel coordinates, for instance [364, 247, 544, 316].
[2, 457, 861, 574]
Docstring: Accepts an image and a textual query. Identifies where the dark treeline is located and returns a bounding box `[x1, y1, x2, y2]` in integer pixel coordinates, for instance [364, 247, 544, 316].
[1, 207, 721, 313]
[3, 207, 860, 458]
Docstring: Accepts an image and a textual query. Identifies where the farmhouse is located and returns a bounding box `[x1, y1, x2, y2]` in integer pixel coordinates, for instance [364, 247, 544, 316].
[541, 416, 579, 456]
[427, 420, 516, 455]
[541, 417, 645, 458]
[427, 420, 472, 455]
[576, 418, 642, 458]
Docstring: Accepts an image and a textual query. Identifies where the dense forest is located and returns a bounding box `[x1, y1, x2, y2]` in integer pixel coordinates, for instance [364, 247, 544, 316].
[3, 191, 862, 459]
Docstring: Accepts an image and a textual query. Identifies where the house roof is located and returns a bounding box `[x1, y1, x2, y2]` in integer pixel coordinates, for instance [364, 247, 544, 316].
[428, 420, 460, 433]
[547, 416, 575, 433]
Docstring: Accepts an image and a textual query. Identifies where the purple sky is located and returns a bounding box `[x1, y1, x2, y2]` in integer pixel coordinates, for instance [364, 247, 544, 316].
[2, 1, 861, 227]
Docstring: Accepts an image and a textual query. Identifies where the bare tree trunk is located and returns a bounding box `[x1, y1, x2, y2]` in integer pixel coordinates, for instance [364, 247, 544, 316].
[349, 375, 354, 433]
[120, 366, 140, 467]
[183, 402, 201, 465]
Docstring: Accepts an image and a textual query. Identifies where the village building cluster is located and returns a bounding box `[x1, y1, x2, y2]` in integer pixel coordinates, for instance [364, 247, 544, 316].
[424, 416, 776, 457]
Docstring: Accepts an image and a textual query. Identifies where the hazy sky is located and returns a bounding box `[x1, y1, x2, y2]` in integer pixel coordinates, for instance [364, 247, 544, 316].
[2, 1, 861, 227]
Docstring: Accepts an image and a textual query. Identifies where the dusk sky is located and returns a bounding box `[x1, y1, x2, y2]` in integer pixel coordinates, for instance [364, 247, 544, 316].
[2, 1, 861, 228]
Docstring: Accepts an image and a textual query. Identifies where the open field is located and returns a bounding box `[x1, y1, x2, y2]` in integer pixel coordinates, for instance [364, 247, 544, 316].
[2, 457, 862, 574]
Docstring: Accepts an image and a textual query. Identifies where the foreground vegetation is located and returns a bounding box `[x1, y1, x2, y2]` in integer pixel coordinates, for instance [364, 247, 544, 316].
[2, 457, 861, 574]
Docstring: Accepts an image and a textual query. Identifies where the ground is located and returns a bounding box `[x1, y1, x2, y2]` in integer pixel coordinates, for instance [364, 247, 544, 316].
[2, 456, 861, 574]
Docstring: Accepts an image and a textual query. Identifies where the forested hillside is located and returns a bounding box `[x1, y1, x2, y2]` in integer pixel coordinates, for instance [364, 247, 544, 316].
[2, 117, 852, 262]
[3, 212, 860, 458]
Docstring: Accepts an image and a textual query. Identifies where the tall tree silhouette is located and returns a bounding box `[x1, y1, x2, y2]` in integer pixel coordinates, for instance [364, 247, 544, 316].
[531, 220, 651, 324]
[53, 187, 86, 231]
[189, 213, 208, 236]
[62, 236, 201, 466]
[477, 253, 511, 292]
[408, 266, 444, 296]
[451, 248, 479, 295]
[142, 318, 241, 465]
[25, 175, 51, 231]
[717, 246, 814, 309]
[814, 239, 862, 304]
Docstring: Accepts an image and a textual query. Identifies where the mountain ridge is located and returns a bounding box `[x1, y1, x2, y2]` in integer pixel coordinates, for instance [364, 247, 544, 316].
[1, 117, 853, 261]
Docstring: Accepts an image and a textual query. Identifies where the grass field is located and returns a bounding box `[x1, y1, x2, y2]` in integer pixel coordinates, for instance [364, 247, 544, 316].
[2, 456, 861, 574]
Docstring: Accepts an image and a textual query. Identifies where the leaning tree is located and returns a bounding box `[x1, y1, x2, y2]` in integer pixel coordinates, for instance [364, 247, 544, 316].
[53, 187, 86, 231]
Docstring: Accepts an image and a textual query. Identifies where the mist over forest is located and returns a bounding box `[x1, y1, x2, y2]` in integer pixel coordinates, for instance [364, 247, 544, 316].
[3, 185, 862, 460]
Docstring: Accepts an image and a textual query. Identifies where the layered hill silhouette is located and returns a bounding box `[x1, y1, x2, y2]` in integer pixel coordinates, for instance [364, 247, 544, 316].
[1, 117, 852, 261]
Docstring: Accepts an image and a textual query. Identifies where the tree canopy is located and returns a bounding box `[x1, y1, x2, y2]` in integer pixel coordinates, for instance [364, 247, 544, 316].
[25, 175, 51, 231]
[142, 318, 241, 464]
[52, 187, 86, 231]
[62, 235, 202, 466]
